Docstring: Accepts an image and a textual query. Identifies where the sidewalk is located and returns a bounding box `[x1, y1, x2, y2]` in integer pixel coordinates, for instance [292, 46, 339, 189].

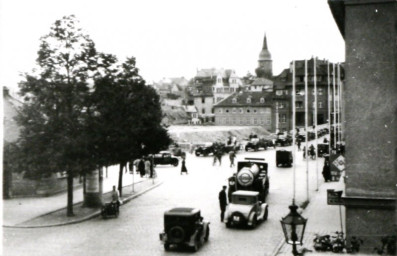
[2, 167, 163, 228]
[273, 174, 367, 256]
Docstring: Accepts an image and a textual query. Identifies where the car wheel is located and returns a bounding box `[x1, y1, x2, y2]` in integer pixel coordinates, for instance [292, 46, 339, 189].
[226, 220, 231, 228]
[245, 146, 249, 151]
[195, 152, 200, 156]
[164, 243, 170, 251]
[263, 208, 268, 221]
[168, 226, 185, 243]
[172, 161, 178, 166]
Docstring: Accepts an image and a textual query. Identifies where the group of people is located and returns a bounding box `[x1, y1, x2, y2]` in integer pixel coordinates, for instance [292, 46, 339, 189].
[132, 157, 154, 178]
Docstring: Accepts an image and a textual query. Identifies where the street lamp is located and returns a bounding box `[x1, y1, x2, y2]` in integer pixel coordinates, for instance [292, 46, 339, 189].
[280, 201, 307, 256]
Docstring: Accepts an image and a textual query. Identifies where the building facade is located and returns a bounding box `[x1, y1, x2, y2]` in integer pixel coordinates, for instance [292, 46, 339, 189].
[214, 91, 274, 131]
[329, 0, 396, 252]
[273, 58, 338, 132]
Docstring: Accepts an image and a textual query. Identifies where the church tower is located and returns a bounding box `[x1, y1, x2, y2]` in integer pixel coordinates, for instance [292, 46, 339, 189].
[255, 34, 273, 79]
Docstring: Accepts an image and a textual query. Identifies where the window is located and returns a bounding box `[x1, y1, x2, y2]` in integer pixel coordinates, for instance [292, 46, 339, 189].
[247, 98, 251, 103]
[317, 76, 322, 82]
[217, 88, 222, 93]
[297, 89, 305, 96]
[218, 78, 222, 83]
[279, 114, 287, 123]
[318, 88, 323, 95]
[239, 108, 243, 113]
[276, 90, 283, 96]
[202, 108, 205, 114]
[296, 101, 303, 109]
[254, 118, 257, 125]
[260, 97, 265, 103]
[319, 101, 323, 108]
[253, 109, 257, 113]
[202, 98, 205, 103]
[247, 109, 250, 113]
[283, 90, 289, 95]
[267, 119, 271, 125]
[278, 102, 285, 109]
[226, 109, 229, 113]
[232, 98, 237, 103]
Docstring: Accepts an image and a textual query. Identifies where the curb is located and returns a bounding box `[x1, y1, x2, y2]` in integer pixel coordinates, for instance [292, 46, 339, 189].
[3, 180, 164, 229]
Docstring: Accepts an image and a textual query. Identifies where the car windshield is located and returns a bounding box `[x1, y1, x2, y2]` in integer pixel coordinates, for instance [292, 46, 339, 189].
[232, 195, 256, 205]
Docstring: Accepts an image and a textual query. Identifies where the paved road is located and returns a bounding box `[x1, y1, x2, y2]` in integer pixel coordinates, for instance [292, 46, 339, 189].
[3, 142, 325, 256]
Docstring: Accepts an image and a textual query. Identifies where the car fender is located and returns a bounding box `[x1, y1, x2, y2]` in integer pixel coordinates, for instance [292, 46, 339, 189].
[258, 203, 268, 220]
[159, 232, 167, 243]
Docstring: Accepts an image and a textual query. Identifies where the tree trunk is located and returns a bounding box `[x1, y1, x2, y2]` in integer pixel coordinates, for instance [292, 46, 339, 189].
[67, 171, 74, 216]
[118, 163, 124, 197]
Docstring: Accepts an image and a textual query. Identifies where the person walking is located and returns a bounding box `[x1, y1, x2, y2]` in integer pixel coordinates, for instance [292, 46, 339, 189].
[303, 146, 306, 159]
[213, 149, 218, 166]
[322, 161, 331, 182]
[229, 150, 236, 168]
[216, 150, 223, 166]
[297, 139, 301, 151]
[218, 185, 228, 222]
[138, 158, 145, 177]
[181, 156, 188, 175]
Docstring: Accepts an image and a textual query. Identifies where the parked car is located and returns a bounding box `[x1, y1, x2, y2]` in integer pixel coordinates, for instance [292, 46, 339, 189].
[275, 135, 293, 146]
[169, 143, 184, 157]
[152, 151, 179, 166]
[317, 143, 329, 157]
[159, 207, 210, 252]
[225, 190, 268, 228]
[245, 137, 270, 151]
[276, 150, 293, 167]
[195, 142, 215, 156]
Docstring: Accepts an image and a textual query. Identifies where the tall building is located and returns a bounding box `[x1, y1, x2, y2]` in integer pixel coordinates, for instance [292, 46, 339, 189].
[255, 34, 273, 79]
[329, 0, 396, 252]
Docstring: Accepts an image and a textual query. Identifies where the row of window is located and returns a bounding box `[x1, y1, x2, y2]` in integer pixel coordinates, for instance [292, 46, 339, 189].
[276, 88, 325, 96]
[218, 118, 271, 125]
[217, 108, 271, 114]
[213, 87, 237, 93]
[277, 101, 324, 109]
[231, 97, 265, 104]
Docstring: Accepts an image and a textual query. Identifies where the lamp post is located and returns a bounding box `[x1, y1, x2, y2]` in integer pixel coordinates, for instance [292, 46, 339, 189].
[280, 201, 308, 256]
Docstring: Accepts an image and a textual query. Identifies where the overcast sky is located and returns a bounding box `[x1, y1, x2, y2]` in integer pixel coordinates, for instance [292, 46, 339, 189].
[0, 0, 345, 92]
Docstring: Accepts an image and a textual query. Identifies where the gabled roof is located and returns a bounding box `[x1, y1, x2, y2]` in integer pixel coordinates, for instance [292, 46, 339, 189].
[214, 91, 273, 107]
[251, 77, 274, 86]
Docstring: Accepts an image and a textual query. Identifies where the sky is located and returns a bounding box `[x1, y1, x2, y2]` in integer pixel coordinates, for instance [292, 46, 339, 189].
[0, 0, 345, 93]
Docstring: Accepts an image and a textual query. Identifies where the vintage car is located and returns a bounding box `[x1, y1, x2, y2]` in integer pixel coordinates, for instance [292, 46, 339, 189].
[152, 151, 179, 166]
[317, 143, 329, 157]
[245, 137, 270, 151]
[169, 143, 184, 157]
[276, 150, 293, 167]
[228, 158, 270, 202]
[159, 207, 210, 252]
[225, 191, 268, 228]
[194, 142, 215, 156]
[275, 132, 293, 147]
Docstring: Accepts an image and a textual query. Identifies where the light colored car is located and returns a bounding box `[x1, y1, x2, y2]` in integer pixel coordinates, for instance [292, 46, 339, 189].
[225, 190, 268, 228]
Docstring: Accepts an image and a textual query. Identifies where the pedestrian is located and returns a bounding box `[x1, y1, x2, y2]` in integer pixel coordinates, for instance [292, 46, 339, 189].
[229, 150, 236, 168]
[144, 157, 151, 177]
[138, 158, 145, 177]
[181, 156, 188, 175]
[111, 185, 121, 208]
[216, 150, 222, 166]
[218, 185, 228, 222]
[303, 146, 306, 159]
[297, 139, 301, 151]
[322, 161, 331, 182]
[213, 149, 218, 166]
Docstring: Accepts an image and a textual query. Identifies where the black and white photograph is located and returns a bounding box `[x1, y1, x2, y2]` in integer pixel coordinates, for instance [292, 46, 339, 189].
[1, 0, 396, 255]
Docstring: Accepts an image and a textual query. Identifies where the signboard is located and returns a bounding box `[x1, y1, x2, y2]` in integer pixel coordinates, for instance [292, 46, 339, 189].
[327, 189, 343, 205]
[332, 155, 345, 171]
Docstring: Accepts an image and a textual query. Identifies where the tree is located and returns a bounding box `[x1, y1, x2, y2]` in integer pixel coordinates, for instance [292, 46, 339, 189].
[89, 56, 172, 196]
[16, 15, 97, 216]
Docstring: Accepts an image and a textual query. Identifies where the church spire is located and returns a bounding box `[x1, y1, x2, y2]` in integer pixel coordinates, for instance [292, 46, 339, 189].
[262, 33, 268, 50]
